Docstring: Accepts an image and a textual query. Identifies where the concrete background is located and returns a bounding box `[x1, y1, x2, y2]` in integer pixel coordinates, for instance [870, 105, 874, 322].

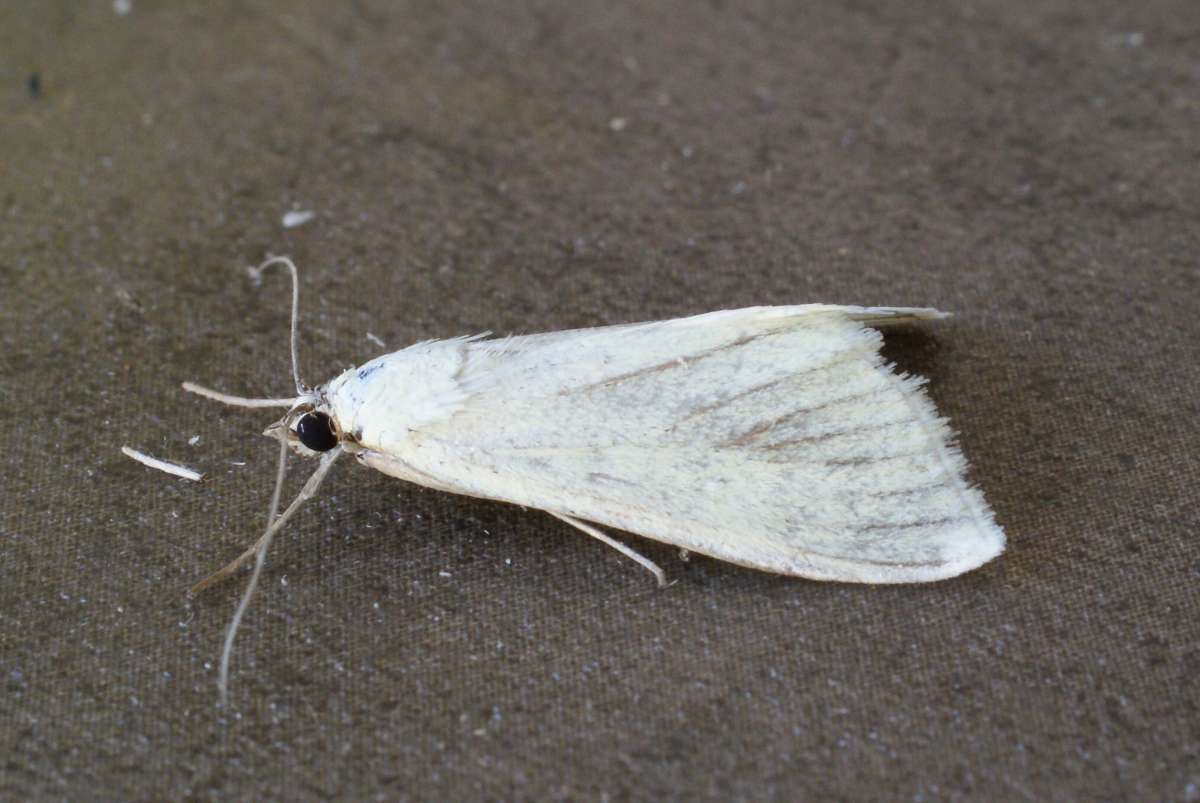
[2, 0, 1198, 799]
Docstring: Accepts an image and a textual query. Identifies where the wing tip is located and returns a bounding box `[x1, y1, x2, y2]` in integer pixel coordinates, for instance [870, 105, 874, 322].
[806, 520, 1007, 585]
[934, 518, 1007, 579]
[849, 306, 952, 326]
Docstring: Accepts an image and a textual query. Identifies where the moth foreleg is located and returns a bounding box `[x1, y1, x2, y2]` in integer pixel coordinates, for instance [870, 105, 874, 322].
[549, 512, 669, 588]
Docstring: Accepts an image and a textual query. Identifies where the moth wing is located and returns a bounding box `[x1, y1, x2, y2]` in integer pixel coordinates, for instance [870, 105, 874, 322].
[364, 306, 1004, 583]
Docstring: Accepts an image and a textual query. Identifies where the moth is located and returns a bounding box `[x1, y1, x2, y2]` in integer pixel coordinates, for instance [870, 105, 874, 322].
[186, 257, 1005, 700]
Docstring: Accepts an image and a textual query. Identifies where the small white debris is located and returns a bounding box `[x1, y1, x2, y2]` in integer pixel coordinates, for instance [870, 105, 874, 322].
[609, 117, 628, 132]
[366, 332, 387, 348]
[113, 0, 132, 15]
[121, 446, 204, 482]
[187, 435, 201, 446]
[1105, 32, 1144, 49]
[282, 209, 316, 228]
[438, 571, 452, 578]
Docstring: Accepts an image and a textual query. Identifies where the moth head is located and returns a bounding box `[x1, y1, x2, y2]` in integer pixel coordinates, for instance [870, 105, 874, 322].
[265, 399, 349, 457]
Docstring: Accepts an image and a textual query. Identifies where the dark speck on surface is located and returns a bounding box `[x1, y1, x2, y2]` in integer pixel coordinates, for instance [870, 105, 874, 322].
[26, 71, 40, 99]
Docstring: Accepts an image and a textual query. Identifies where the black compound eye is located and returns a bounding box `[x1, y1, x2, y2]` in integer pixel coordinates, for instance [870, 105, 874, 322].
[295, 412, 339, 452]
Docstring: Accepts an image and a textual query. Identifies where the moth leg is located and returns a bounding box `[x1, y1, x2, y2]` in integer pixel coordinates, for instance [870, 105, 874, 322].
[190, 448, 341, 595]
[549, 512, 668, 588]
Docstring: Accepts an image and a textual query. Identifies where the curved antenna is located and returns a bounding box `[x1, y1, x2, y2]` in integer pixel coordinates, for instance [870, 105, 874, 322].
[248, 255, 306, 394]
[182, 256, 313, 408]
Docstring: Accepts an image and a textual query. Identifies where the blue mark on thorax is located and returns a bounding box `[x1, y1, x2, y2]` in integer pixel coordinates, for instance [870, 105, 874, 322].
[356, 363, 383, 382]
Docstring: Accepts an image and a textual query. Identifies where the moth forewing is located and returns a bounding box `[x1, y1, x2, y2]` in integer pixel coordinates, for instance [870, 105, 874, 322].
[326, 305, 1004, 584]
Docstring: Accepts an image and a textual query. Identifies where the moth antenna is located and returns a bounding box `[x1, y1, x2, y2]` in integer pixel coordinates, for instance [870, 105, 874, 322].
[181, 256, 310, 407]
[247, 255, 307, 394]
[181, 382, 303, 409]
[203, 447, 342, 705]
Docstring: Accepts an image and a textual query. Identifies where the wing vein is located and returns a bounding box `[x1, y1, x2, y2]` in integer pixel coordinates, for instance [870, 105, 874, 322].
[678, 339, 878, 421]
[567, 333, 759, 395]
[718, 384, 894, 447]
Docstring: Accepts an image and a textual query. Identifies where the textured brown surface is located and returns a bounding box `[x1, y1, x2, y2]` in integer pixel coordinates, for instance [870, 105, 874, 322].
[3, 1, 1198, 800]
